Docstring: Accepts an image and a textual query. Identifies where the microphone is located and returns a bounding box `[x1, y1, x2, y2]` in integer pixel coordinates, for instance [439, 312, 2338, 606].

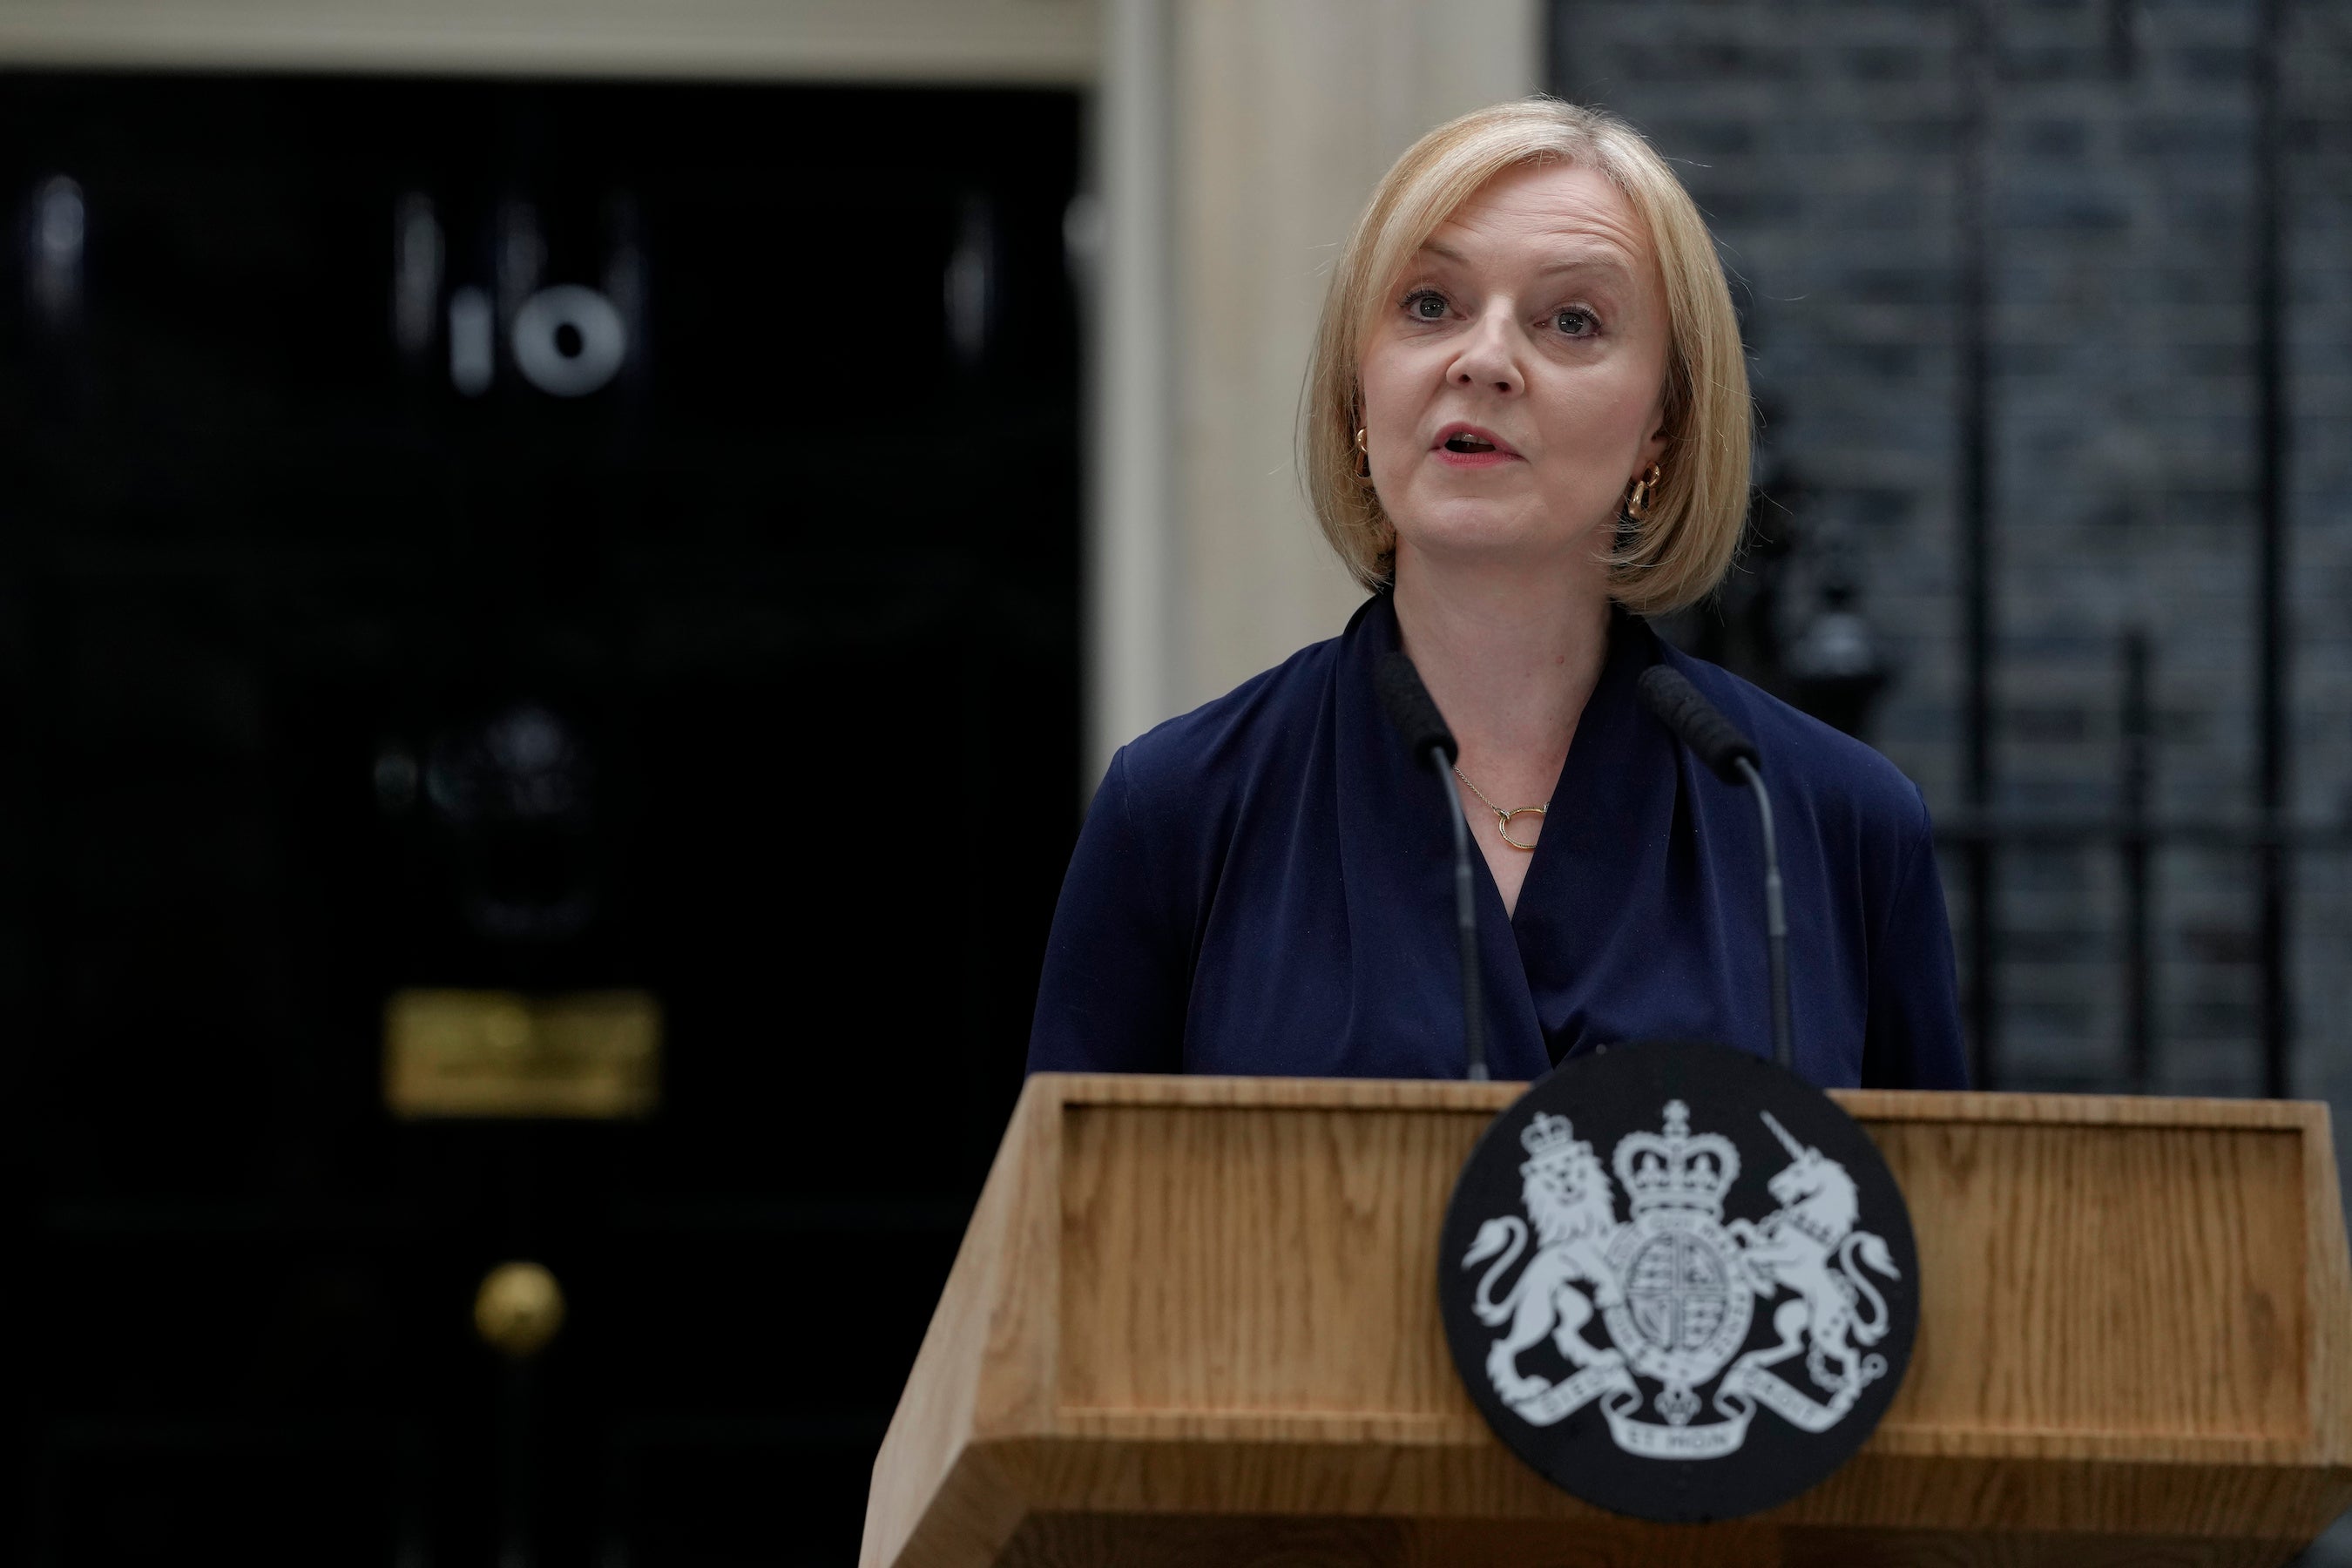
[1636, 666, 1793, 1073]
[1375, 651, 1488, 1081]
[1374, 652, 1459, 765]
[1634, 664, 1756, 783]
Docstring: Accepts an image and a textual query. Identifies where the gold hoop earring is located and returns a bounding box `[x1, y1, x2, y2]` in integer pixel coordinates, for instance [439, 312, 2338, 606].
[1355, 427, 1371, 481]
[1622, 463, 1662, 523]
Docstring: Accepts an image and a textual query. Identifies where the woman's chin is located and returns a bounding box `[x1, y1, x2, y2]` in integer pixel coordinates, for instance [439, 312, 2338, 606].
[1394, 508, 1602, 573]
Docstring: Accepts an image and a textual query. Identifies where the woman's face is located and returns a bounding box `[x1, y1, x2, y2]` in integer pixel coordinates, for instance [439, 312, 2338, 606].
[1358, 160, 1673, 578]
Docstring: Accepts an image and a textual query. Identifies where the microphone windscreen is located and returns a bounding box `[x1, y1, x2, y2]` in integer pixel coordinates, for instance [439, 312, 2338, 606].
[1637, 665, 1760, 784]
[1375, 651, 1459, 765]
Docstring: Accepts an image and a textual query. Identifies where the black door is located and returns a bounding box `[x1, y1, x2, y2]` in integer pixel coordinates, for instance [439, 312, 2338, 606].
[2, 72, 1081, 1566]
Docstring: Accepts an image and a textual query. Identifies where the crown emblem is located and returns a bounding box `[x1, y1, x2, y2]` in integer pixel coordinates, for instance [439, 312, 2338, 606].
[1519, 1111, 1595, 1170]
[1612, 1099, 1740, 1219]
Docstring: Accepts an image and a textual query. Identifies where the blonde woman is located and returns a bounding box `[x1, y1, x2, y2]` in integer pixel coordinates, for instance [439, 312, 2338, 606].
[1028, 100, 1965, 1088]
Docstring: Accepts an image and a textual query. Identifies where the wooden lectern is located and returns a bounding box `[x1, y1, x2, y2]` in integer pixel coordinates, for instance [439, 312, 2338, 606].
[864, 1074, 2352, 1567]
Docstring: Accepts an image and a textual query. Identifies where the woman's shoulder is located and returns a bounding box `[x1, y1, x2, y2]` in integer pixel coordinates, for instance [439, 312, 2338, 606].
[1111, 631, 1346, 815]
[1652, 639, 1932, 847]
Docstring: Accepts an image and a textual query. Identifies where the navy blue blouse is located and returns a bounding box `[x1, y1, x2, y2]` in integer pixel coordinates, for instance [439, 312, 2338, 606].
[1026, 594, 1968, 1090]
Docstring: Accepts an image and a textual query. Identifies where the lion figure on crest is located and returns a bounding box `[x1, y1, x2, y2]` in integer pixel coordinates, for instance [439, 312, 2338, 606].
[1728, 1112, 1900, 1393]
[1463, 1112, 1623, 1402]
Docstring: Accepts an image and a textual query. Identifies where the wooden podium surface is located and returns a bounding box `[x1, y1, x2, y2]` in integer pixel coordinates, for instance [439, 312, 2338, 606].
[862, 1074, 2352, 1567]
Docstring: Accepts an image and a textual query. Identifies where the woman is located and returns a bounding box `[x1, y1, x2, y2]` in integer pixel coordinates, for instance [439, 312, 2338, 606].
[1027, 99, 1967, 1089]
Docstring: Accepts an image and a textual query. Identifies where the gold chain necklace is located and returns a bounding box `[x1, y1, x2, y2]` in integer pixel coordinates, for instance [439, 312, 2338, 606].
[1452, 766, 1548, 851]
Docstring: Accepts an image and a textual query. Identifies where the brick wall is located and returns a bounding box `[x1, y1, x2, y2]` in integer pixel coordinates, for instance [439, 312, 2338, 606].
[1549, 0, 2352, 1112]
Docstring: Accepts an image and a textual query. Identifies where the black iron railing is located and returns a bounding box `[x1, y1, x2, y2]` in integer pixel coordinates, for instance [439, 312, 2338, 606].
[1932, 625, 2349, 1093]
[1946, 0, 2310, 1098]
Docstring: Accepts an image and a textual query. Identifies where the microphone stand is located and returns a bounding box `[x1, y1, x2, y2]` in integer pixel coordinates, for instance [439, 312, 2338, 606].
[1733, 756, 1793, 1074]
[1375, 649, 1490, 1084]
[1635, 664, 1795, 1077]
[1430, 751, 1490, 1082]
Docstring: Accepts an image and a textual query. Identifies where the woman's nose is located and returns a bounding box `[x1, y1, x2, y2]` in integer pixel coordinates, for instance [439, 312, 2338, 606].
[1448, 310, 1522, 395]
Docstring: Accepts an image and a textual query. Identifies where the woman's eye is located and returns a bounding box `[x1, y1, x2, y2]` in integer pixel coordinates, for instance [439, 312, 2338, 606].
[1406, 290, 1448, 321]
[1554, 307, 1598, 338]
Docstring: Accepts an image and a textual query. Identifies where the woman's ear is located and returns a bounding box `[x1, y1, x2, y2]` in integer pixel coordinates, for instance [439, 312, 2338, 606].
[1640, 383, 1673, 465]
[1639, 421, 1670, 470]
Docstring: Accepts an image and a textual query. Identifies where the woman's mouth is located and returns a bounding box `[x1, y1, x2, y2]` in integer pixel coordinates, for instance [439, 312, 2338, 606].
[1433, 424, 1519, 466]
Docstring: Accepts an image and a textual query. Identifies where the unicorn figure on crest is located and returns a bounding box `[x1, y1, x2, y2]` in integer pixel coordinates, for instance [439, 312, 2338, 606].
[1726, 1111, 1902, 1394]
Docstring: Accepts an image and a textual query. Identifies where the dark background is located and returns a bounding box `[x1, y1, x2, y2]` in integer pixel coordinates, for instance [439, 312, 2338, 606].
[1, 74, 1082, 1566]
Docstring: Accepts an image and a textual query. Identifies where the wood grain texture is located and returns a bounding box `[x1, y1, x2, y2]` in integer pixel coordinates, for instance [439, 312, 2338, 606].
[1874, 1120, 2306, 1442]
[862, 1075, 2352, 1568]
[1059, 1105, 1486, 1417]
[998, 1514, 2301, 1568]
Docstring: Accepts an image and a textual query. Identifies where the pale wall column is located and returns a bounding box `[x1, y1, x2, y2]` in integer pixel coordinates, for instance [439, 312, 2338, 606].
[1090, 0, 1179, 790]
[1091, 0, 1541, 777]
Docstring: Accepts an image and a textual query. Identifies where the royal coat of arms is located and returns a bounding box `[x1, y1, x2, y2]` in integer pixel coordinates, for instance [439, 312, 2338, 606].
[1459, 1098, 1902, 1458]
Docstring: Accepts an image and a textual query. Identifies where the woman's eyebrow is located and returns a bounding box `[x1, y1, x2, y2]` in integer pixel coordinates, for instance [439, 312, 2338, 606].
[1534, 252, 1636, 282]
[1413, 240, 1635, 283]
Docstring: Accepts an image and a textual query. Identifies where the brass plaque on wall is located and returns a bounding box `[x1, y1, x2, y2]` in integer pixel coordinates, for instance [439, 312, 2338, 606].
[385, 990, 660, 1119]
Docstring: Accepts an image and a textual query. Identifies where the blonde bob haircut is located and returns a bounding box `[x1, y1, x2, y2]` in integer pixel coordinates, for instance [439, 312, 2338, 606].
[1303, 98, 1751, 616]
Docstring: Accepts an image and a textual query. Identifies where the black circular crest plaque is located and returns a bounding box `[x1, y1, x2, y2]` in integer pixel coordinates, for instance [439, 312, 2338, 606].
[1437, 1040, 1918, 1523]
